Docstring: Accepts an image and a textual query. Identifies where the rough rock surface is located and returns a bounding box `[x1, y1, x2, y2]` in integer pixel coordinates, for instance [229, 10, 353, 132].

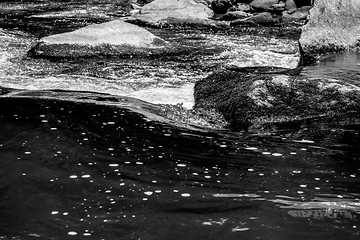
[194, 69, 360, 131]
[250, 0, 279, 11]
[133, 0, 215, 27]
[299, 0, 360, 64]
[32, 20, 168, 58]
[285, 0, 297, 10]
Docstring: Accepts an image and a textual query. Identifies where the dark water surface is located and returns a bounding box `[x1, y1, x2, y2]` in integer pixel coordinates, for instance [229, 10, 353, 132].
[1, 95, 360, 240]
[1, 1, 360, 240]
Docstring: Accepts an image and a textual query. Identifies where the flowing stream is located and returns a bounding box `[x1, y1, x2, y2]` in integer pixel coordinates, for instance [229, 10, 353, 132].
[0, 1, 360, 240]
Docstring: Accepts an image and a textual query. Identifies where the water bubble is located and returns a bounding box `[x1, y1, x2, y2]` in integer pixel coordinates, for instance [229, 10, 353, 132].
[245, 147, 257, 150]
[109, 164, 119, 167]
[181, 193, 191, 197]
[232, 227, 250, 232]
[177, 164, 187, 167]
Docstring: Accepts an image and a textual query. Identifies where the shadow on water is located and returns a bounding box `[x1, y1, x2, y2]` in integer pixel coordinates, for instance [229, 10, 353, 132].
[0, 90, 360, 239]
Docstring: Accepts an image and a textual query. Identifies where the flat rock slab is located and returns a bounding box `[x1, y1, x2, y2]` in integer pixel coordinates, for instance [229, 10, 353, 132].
[32, 20, 168, 58]
[132, 0, 217, 27]
[299, 0, 360, 64]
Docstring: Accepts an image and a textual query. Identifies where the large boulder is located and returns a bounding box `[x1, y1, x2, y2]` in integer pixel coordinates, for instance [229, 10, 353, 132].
[299, 0, 360, 64]
[132, 0, 215, 27]
[194, 69, 360, 131]
[31, 20, 168, 58]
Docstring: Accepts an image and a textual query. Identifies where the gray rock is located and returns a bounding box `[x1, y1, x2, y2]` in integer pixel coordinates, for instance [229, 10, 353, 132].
[32, 20, 168, 58]
[230, 12, 279, 27]
[228, 3, 251, 12]
[299, 0, 360, 64]
[219, 11, 250, 21]
[282, 8, 309, 22]
[269, 2, 286, 11]
[285, 0, 296, 10]
[194, 69, 360, 131]
[133, 0, 216, 27]
[250, 0, 279, 11]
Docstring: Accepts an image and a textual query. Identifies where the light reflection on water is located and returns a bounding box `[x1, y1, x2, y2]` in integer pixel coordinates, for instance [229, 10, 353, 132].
[0, 1, 360, 239]
[0, 96, 359, 239]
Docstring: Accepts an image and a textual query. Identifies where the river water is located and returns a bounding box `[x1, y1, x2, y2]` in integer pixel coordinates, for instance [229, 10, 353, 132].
[1, 1, 360, 240]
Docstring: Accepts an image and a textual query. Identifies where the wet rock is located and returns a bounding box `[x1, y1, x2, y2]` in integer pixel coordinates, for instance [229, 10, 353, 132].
[211, 0, 233, 14]
[219, 11, 250, 21]
[299, 0, 360, 64]
[31, 20, 168, 58]
[228, 3, 251, 12]
[285, 0, 297, 10]
[282, 6, 310, 22]
[132, 0, 216, 27]
[230, 12, 279, 27]
[269, 2, 286, 12]
[194, 69, 360, 131]
[250, 0, 279, 11]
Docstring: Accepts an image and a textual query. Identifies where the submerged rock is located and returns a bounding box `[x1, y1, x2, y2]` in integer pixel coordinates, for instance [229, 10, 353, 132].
[299, 0, 360, 64]
[131, 0, 218, 27]
[194, 69, 360, 131]
[31, 20, 168, 58]
[230, 12, 280, 27]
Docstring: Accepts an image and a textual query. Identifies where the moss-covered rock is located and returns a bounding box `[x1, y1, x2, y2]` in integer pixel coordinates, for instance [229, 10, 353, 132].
[299, 0, 360, 64]
[194, 69, 360, 131]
